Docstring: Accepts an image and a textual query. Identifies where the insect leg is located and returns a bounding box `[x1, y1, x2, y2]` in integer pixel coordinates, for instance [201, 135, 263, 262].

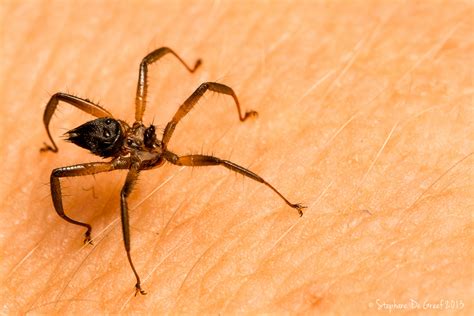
[51, 159, 129, 244]
[119, 164, 147, 295]
[162, 82, 258, 147]
[163, 151, 305, 216]
[135, 47, 201, 122]
[41, 93, 113, 153]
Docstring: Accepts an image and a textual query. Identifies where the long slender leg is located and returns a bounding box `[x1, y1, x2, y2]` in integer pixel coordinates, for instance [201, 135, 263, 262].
[120, 164, 146, 296]
[135, 47, 201, 122]
[164, 151, 305, 216]
[51, 159, 129, 244]
[41, 93, 113, 153]
[162, 82, 258, 147]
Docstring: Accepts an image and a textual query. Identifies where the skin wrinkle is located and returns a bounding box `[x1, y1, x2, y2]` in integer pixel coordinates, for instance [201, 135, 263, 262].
[307, 7, 389, 114]
[220, 181, 334, 310]
[54, 172, 140, 302]
[276, 223, 352, 287]
[223, 222, 296, 309]
[398, 152, 474, 235]
[364, 22, 464, 117]
[2, 3, 43, 102]
[280, 222, 364, 304]
[146, 177, 232, 297]
[400, 152, 474, 221]
[345, 26, 459, 131]
[370, 103, 468, 206]
[49, 243, 101, 310]
[26, 15, 64, 101]
[58, 191, 137, 297]
[361, 122, 398, 183]
[1, 1, 472, 314]
[319, 111, 360, 153]
[236, 12, 297, 85]
[71, 167, 186, 250]
[176, 210, 284, 312]
[174, 208, 260, 301]
[119, 242, 183, 311]
[173, 235, 238, 313]
[83, 5, 124, 102]
[295, 69, 336, 110]
[26, 298, 100, 314]
[336, 49, 463, 215]
[6, 243, 41, 281]
[341, 122, 399, 215]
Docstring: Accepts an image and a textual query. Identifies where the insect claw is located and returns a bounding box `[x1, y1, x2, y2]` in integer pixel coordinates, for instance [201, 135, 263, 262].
[83, 231, 93, 245]
[135, 284, 147, 296]
[40, 142, 57, 153]
[192, 59, 202, 72]
[244, 110, 258, 120]
[291, 203, 307, 217]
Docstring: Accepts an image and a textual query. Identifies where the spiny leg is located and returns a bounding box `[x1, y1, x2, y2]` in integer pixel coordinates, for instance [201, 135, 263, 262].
[162, 82, 258, 147]
[51, 159, 129, 244]
[163, 151, 305, 216]
[41, 93, 113, 153]
[135, 47, 202, 122]
[120, 164, 147, 295]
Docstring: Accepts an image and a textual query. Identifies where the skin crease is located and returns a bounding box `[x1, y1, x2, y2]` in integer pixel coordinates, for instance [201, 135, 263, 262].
[0, 0, 473, 314]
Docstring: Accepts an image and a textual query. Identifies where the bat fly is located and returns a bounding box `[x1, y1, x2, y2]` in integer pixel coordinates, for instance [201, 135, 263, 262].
[41, 47, 305, 296]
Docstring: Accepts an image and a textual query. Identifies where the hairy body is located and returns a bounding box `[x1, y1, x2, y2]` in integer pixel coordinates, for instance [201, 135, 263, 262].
[41, 55, 303, 294]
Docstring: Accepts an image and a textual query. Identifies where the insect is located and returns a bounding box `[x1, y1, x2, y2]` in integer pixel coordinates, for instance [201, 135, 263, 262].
[41, 47, 305, 296]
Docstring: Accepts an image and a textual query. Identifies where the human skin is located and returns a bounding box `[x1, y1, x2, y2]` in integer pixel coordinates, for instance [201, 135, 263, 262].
[0, 0, 472, 314]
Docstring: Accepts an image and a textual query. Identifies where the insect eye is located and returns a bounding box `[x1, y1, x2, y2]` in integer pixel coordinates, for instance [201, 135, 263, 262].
[105, 118, 112, 124]
[144, 125, 157, 148]
[103, 129, 111, 138]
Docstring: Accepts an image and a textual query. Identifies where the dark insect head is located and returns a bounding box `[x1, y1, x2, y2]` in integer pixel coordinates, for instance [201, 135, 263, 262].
[144, 124, 157, 148]
[66, 117, 124, 157]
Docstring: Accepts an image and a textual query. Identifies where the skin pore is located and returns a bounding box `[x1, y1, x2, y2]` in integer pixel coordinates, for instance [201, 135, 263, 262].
[1, 1, 472, 314]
